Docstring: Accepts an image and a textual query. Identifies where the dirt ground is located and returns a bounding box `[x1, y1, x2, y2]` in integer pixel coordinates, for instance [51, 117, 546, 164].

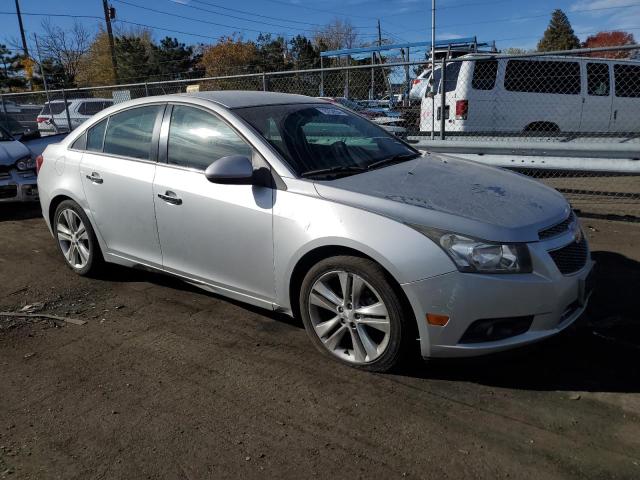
[0, 204, 639, 480]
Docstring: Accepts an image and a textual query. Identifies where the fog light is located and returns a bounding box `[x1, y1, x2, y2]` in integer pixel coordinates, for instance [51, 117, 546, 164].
[426, 313, 449, 326]
[459, 316, 533, 344]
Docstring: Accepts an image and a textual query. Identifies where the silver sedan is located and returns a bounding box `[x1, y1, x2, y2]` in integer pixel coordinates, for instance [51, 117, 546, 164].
[36, 91, 594, 372]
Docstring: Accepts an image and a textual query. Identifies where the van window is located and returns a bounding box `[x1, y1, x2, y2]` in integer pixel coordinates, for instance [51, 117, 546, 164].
[472, 60, 498, 90]
[504, 60, 581, 94]
[587, 63, 610, 96]
[432, 62, 461, 94]
[103, 105, 161, 160]
[614, 64, 640, 98]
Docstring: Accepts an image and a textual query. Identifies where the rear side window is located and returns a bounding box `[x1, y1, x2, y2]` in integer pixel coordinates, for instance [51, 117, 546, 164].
[614, 64, 640, 97]
[78, 101, 112, 116]
[103, 105, 161, 160]
[167, 105, 252, 170]
[40, 102, 70, 115]
[472, 60, 498, 90]
[587, 63, 610, 96]
[505, 60, 581, 94]
[86, 118, 107, 152]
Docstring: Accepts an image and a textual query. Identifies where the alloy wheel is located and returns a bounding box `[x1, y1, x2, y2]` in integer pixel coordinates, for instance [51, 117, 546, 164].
[56, 208, 91, 270]
[308, 270, 391, 364]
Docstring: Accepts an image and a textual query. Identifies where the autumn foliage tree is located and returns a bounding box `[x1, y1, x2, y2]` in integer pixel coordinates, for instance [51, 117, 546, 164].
[199, 35, 259, 77]
[583, 31, 636, 58]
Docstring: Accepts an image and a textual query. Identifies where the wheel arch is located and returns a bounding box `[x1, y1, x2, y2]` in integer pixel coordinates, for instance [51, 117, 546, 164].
[287, 245, 417, 342]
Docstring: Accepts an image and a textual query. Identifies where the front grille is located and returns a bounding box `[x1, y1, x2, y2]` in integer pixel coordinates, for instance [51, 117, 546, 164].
[0, 185, 17, 199]
[549, 237, 588, 275]
[539, 211, 575, 240]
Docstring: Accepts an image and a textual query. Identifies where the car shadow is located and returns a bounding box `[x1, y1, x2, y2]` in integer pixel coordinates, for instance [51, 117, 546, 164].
[400, 250, 640, 393]
[0, 203, 42, 222]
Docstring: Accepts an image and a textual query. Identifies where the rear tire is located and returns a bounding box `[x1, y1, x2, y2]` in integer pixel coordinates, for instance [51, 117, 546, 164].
[299, 255, 411, 372]
[53, 200, 104, 276]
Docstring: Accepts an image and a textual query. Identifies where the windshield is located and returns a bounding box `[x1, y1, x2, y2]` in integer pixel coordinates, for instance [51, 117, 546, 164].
[235, 103, 419, 178]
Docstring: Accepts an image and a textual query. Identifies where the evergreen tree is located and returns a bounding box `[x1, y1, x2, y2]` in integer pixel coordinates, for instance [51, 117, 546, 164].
[537, 9, 580, 52]
[115, 34, 154, 83]
[152, 37, 194, 80]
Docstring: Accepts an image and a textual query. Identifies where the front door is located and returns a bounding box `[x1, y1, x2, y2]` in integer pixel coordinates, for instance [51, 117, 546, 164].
[153, 104, 275, 302]
[79, 104, 165, 266]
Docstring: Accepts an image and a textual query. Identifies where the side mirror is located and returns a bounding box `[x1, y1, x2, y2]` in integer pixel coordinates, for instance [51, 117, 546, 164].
[204, 155, 254, 185]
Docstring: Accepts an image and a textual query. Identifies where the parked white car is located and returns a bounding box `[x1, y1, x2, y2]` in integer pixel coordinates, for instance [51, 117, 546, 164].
[37, 98, 113, 136]
[420, 55, 640, 134]
[409, 68, 431, 101]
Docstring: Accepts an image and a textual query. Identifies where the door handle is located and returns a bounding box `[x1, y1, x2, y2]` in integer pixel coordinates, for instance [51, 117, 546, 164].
[158, 191, 182, 205]
[86, 172, 103, 184]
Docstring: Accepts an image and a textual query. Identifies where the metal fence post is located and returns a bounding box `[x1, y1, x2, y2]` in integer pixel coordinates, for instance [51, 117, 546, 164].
[1, 95, 7, 117]
[61, 88, 72, 132]
[262, 73, 267, 92]
[144, 82, 149, 97]
[320, 57, 324, 97]
[440, 57, 446, 141]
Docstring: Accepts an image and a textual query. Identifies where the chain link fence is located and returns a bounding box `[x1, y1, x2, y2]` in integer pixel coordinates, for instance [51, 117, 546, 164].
[1, 45, 638, 218]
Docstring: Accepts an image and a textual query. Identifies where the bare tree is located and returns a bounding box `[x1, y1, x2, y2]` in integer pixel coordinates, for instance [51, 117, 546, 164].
[314, 18, 358, 51]
[38, 19, 92, 82]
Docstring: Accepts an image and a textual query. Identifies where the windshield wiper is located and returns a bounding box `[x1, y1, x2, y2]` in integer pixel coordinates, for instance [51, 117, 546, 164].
[300, 165, 367, 179]
[366, 152, 422, 171]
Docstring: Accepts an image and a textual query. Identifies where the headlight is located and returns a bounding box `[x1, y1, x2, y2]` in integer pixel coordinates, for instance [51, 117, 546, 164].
[410, 225, 532, 274]
[15, 156, 35, 171]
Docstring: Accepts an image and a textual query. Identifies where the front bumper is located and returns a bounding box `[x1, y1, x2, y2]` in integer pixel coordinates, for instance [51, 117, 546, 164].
[403, 234, 594, 358]
[0, 169, 39, 202]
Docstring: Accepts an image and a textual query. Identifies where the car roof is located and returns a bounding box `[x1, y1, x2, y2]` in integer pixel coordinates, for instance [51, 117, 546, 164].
[181, 90, 325, 109]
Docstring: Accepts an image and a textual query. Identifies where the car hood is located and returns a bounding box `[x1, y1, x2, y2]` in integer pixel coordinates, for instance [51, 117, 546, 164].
[0, 140, 31, 167]
[313, 153, 570, 243]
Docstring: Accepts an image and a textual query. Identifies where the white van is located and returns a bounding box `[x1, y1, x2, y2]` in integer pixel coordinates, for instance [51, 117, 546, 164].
[37, 98, 113, 136]
[420, 55, 640, 134]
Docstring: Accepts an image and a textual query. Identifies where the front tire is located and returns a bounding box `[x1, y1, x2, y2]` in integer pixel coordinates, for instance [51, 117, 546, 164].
[299, 255, 411, 372]
[53, 200, 103, 276]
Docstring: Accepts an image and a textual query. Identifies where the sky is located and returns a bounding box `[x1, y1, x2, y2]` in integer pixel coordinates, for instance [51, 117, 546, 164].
[1, 0, 639, 58]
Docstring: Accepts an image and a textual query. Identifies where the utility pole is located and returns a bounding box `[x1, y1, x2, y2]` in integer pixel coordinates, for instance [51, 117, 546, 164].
[14, 0, 29, 57]
[377, 19, 382, 47]
[102, 0, 119, 83]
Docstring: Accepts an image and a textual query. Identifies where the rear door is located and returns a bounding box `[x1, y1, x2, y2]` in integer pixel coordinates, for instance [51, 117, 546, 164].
[611, 63, 640, 133]
[79, 104, 165, 266]
[580, 61, 612, 132]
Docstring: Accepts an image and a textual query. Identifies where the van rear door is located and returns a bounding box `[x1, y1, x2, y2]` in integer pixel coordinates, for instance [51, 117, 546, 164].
[611, 63, 640, 133]
[580, 61, 612, 133]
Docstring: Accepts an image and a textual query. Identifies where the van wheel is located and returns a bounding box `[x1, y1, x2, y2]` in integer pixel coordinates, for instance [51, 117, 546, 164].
[524, 122, 560, 133]
[299, 255, 410, 372]
[53, 200, 104, 276]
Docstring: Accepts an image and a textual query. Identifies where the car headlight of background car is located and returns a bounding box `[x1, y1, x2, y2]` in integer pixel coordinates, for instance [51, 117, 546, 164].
[410, 225, 532, 274]
[15, 156, 36, 171]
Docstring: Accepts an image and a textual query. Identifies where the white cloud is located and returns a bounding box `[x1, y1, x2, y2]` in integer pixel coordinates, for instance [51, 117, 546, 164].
[570, 0, 640, 33]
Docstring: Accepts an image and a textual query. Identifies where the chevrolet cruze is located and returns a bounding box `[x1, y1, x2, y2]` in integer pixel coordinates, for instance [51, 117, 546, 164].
[36, 91, 594, 372]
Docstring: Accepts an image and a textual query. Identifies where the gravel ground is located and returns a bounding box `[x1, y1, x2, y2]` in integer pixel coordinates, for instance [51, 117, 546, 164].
[0, 204, 639, 480]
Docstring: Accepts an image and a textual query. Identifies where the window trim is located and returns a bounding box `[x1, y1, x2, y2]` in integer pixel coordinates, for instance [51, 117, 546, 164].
[67, 102, 166, 164]
[158, 102, 256, 173]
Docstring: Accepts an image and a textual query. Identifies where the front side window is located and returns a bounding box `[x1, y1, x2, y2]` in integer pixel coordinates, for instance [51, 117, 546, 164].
[587, 63, 610, 96]
[103, 105, 161, 160]
[40, 102, 70, 115]
[86, 118, 107, 152]
[236, 103, 420, 178]
[505, 60, 581, 94]
[614, 64, 640, 98]
[167, 105, 252, 170]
